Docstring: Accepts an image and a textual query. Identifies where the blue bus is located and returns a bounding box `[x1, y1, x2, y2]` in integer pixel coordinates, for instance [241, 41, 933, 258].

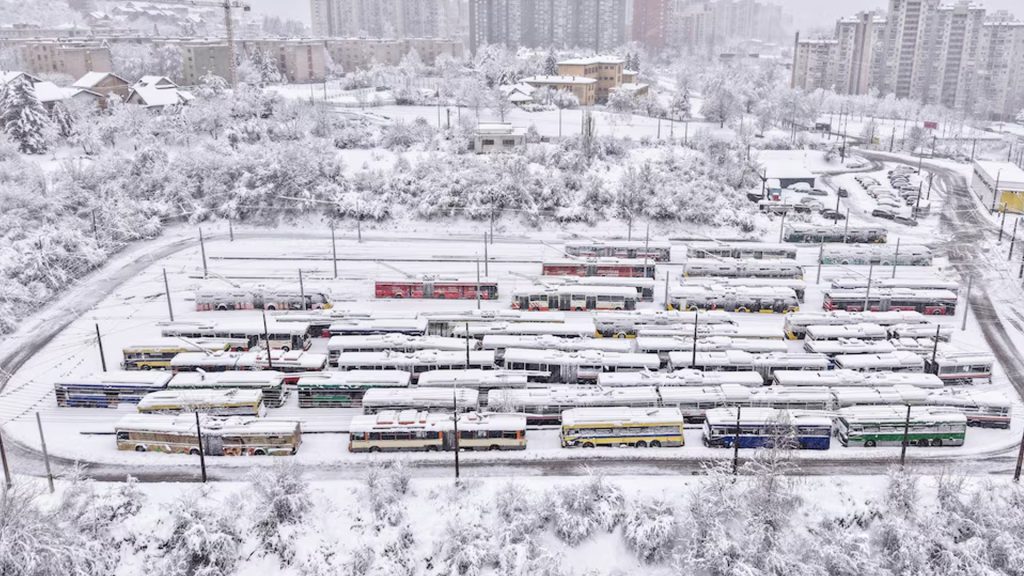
[702, 407, 832, 450]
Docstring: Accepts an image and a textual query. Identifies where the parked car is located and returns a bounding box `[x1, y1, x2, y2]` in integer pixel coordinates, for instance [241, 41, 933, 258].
[808, 188, 829, 197]
[788, 182, 812, 192]
[894, 215, 919, 227]
[872, 208, 896, 219]
[821, 209, 846, 221]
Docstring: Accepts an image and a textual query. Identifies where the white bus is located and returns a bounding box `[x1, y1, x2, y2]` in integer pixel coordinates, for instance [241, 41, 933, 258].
[683, 258, 804, 279]
[925, 352, 995, 384]
[333, 350, 497, 381]
[512, 285, 639, 312]
[667, 350, 755, 372]
[639, 324, 783, 341]
[771, 369, 944, 389]
[804, 338, 897, 357]
[783, 223, 887, 244]
[751, 352, 832, 379]
[746, 387, 832, 411]
[684, 242, 796, 260]
[167, 371, 288, 407]
[361, 387, 480, 414]
[542, 275, 658, 301]
[560, 407, 685, 448]
[657, 385, 752, 421]
[637, 336, 786, 366]
[195, 283, 332, 312]
[115, 414, 301, 456]
[452, 320, 597, 339]
[160, 321, 311, 351]
[684, 277, 808, 300]
[829, 277, 960, 294]
[888, 323, 954, 340]
[423, 310, 567, 336]
[823, 289, 958, 316]
[54, 371, 173, 408]
[487, 386, 662, 424]
[597, 370, 764, 388]
[783, 310, 928, 339]
[889, 337, 941, 356]
[564, 240, 673, 262]
[805, 323, 888, 341]
[670, 285, 799, 314]
[593, 310, 735, 338]
[927, 389, 1012, 429]
[836, 406, 967, 447]
[502, 348, 661, 383]
[137, 388, 266, 417]
[833, 351, 924, 373]
[169, 349, 328, 374]
[416, 369, 531, 395]
[821, 244, 933, 266]
[830, 385, 931, 409]
[482, 335, 632, 361]
[327, 334, 476, 366]
[296, 371, 411, 408]
[328, 318, 429, 337]
[348, 410, 527, 453]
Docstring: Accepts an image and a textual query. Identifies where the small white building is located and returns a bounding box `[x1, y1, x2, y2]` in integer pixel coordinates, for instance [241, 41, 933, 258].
[126, 75, 194, 108]
[473, 122, 526, 154]
[971, 160, 1024, 213]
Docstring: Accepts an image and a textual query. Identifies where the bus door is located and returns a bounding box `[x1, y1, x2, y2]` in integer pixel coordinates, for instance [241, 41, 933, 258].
[423, 282, 435, 299]
[586, 295, 597, 309]
[558, 293, 571, 310]
[624, 297, 636, 310]
[203, 434, 225, 456]
[586, 264, 597, 276]
[441, 431, 456, 451]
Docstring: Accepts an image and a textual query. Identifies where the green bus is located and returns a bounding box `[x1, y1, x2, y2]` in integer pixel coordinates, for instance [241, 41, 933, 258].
[296, 370, 410, 408]
[836, 405, 967, 448]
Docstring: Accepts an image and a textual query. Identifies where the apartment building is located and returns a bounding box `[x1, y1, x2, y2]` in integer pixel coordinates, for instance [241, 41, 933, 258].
[833, 12, 887, 95]
[791, 36, 839, 92]
[667, 0, 788, 54]
[557, 56, 625, 102]
[468, 0, 627, 53]
[18, 41, 112, 79]
[520, 74, 597, 105]
[324, 38, 463, 72]
[632, 0, 670, 50]
[178, 40, 233, 86]
[310, 0, 463, 38]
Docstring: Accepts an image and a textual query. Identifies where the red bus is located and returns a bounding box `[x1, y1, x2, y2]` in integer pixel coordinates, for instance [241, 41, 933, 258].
[375, 279, 498, 300]
[541, 258, 656, 279]
[822, 289, 957, 316]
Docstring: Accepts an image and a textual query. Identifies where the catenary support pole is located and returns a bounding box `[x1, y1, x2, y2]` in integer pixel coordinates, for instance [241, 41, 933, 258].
[195, 411, 207, 483]
[261, 310, 274, 370]
[999, 205, 1007, 242]
[778, 210, 786, 243]
[163, 268, 174, 322]
[664, 271, 670, 310]
[691, 310, 699, 368]
[732, 405, 741, 476]
[960, 277, 972, 331]
[298, 269, 306, 311]
[199, 228, 208, 279]
[95, 323, 107, 372]
[484, 234, 489, 277]
[331, 223, 338, 279]
[843, 209, 850, 243]
[0, 431, 10, 489]
[891, 238, 900, 279]
[36, 413, 53, 493]
[899, 404, 911, 467]
[863, 263, 874, 312]
[816, 243, 824, 284]
[228, 218, 234, 242]
[1010, 218, 1019, 261]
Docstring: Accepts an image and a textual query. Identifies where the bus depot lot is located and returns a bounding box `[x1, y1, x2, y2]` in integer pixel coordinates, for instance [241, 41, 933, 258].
[2, 189, 1023, 472]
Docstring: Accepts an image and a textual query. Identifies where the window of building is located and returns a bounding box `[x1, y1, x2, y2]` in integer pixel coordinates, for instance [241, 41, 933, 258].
[482, 139, 495, 146]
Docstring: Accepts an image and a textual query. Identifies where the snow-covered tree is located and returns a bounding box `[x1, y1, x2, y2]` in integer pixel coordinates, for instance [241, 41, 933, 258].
[702, 80, 739, 127]
[543, 49, 558, 76]
[669, 89, 690, 120]
[149, 490, 242, 576]
[49, 100, 74, 139]
[607, 89, 637, 114]
[623, 498, 677, 564]
[548, 475, 625, 545]
[365, 461, 410, 527]
[490, 86, 513, 122]
[248, 461, 312, 564]
[0, 76, 53, 154]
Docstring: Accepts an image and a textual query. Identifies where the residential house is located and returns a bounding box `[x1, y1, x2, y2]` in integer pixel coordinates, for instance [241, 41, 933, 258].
[126, 75, 194, 108]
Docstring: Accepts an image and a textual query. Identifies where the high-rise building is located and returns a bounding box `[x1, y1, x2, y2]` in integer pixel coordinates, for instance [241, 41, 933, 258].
[666, 0, 788, 55]
[632, 0, 669, 50]
[791, 34, 839, 92]
[833, 12, 887, 95]
[468, 0, 627, 53]
[974, 17, 1024, 119]
[310, 0, 460, 38]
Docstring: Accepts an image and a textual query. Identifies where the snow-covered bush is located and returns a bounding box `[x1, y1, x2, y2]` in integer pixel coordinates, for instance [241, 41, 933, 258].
[149, 490, 243, 576]
[548, 475, 625, 545]
[365, 461, 411, 527]
[370, 525, 417, 576]
[622, 498, 677, 564]
[248, 461, 313, 564]
[432, 512, 496, 576]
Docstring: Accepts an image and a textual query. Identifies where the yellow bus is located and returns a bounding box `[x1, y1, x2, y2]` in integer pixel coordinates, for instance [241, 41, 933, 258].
[115, 414, 301, 456]
[348, 410, 527, 453]
[122, 339, 233, 370]
[136, 388, 266, 417]
[560, 407, 685, 448]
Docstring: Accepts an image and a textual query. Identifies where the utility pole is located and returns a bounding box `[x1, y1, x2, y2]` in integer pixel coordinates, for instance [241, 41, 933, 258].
[36, 413, 53, 493]
[163, 268, 174, 322]
[732, 405, 741, 476]
[199, 228, 208, 279]
[960, 277, 972, 331]
[0, 431, 11, 490]
[483, 233, 489, 277]
[816, 243, 824, 284]
[261, 310, 274, 370]
[899, 404, 912, 467]
[1014, 426, 1024, 482]
[843, 209, 850, 242]
[476, 260, 481, 311]
[195, 412, 207, 483]
[993, 170, 1002, 213]
[778, 210, 787, 243]
[863, 263, 874, 312]
[331, 223, 338, 279]
[889, 126, 895, 152]
[891, 238, 900, 279]
[664, 271, 670, 310]
[95, 323, 107, 372]
[930, 324, 941, 368]
[1010, 218, 1019, 261]
[999, 205, 1007, 242]
[455, 325, 468, 480]
[298, 269, 306, 311]
[691, 310, 699, 368]
[228, 218, 234, 242]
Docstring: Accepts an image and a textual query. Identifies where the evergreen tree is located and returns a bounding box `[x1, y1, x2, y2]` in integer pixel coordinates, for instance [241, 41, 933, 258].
[0, 76, 52, 154]
[543, 49, 558, 76]
[50, 101, 74, 139]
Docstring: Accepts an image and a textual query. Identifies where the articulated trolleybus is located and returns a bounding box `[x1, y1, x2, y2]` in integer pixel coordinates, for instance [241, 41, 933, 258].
[702, 407, 832, 449]
[136, 389, 265, 417]
[512, 286, 639, 311]
[348, 410, 527, 452]
[54, 371, 173, 408]
[783, 224, 887, 244]
[115, 414, 301, 456]
[375, 277, 498, 300]
[823, 289, 958, 316]
[194, 284, 332, 311]
[564, 240, 673, 262]
[670, 285, 800, 313]
[684, 242, 797, 260]
[560, 407, 686, 448]
[683, 258, 804, 279]
[542, 258, 656, 279]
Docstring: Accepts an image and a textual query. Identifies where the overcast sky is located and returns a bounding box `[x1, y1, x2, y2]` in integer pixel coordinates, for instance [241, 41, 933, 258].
[248, 0, 1023, 32]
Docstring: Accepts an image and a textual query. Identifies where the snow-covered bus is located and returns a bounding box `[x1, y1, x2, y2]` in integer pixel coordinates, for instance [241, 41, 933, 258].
[122, 339, 233, 370]
[683, 258, 804, 279]
[160, 321, 311, 351]
[927, 389, 1012, 429]
[925, 352, 995, 384]
[702, 407, 832, 449]
[667, 350, 755, 372]
[333, 350, 497, 382]
[560, 407, 685, 448]
[54, 371, 173, 408]
[136, 388, 265, 417]
[416, 369, 530, 396]
[512, 285, 639, 312]
[832, 351, 924, 373]
[327, 318, 429, 337]
[888, 323, 954, 340]
[637, 336, 786, 365]
[374, 278, 498, 300]
[804, 338, 897, 357]
[327, 334, 476, 366]
[452, 320, 597, 339]
[593, 310, 735, 338]
[542, 275, 658, 301]
[348, 411, 527, 453]
[296, 371, 411, 408]
[805, 323, 888, 341]
[771, 369, 944, 389]
[482, 335, 632, 361]
[194, 284, 332, 312]
[360, 387, 480, 414]
[487, 386, 661, 424]
[596, 370, 764, 388]
[423, 310, 566, 336]
[820, 244, 933, 266]
[829, 277, 959, 294]
[502, 348, 661, 383]
[669, 285, 800, 314]
[783, 310, 928, 339]
[684, 242, 797, 260]
[683, 277, 808, 300]
[751, 352, 832, 379]
[836, 406, 967, 447]
[829, 385, 931, 410]
[783, 223, 887, 244]
[167, 371, 288, 407]
[115, 414, 301, 456]
[564, 240, 673, 262]
[822, 289, 958, 316]
[168, 349, 328, 374]
[541, 258, 656, 279]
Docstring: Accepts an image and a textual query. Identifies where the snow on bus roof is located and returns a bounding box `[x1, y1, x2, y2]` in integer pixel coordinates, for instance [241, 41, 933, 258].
[416, 369, 529, 387]
[168, 371, 285, 387]
[488, 385, 660, 406]
[376, 276, 499, 284]
[932, 352, 995, 366]
[160, 320, 309, 334]
[296, 370, 411, 387]
[561, 407, 684, 426]
[833, 351, 923, 368]
[837, 405, 967, 423]
[482, 334, 632, 353]
[328, 317, 429, 331]
[457, 412, 527, 430]
[456, 321, 597, 336]
[704, 407, 833, 427]
[422, 310, 566, 322]
[361, 387, 479, 405]
[806, 340, 896, 354]
[327, 334, 474, 350]
[772, 370, 866, 386]
[668, 349, 755, 364]
[503, 348, 660, 367]
[929, 389, 1011, 409]
[334, 350, 496, 364]
[56, 370, 173, 387]
[594, 309, 735, 324]
[272, 309, 420, 322]
[825, 288, 958, 299]
[830, 385, 930, 405]
[806, 323, 887, 335]
[659, 385, 751, 403]
[138, 388, 262, 408]
[349, 410, 444, 432]
[543, 257, 655, 266]
[123, 338, 231, 351]
[541, 275, 657, 288]
[685, 241, 793, 251]
[670, 285, 798, 298]
[115, 414, 298, 434]
[861, 371, 943, 388]
[684, 257, 800, 266]
[513, 285, 641, 298]
[564, 239, 672, 248]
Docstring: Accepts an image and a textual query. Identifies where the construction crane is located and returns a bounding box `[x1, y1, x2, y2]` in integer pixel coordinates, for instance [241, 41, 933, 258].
[110, 0, 251, 88]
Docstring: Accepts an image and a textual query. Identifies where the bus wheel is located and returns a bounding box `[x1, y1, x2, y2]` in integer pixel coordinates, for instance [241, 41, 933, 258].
[281, 346, 290, 352]
[393, 293, 404, 298]
[188, 448, 201, 456]
[134, 445, 147, 452]
[141, 365, 151, 371]
[650, 440, 661, 448]
[253, 449, 266, 456]
[425, 446, 437, 452]
[635, 441, 648, 448]
[864, 440, 876, 448]
[369, 446, 381, 453]
[931, 439, 943, 447]
[582, 442, 595, 448]
[489, 445, 500, 451]
[217, 305, 228, 311]
[266, 305, 276, 311]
